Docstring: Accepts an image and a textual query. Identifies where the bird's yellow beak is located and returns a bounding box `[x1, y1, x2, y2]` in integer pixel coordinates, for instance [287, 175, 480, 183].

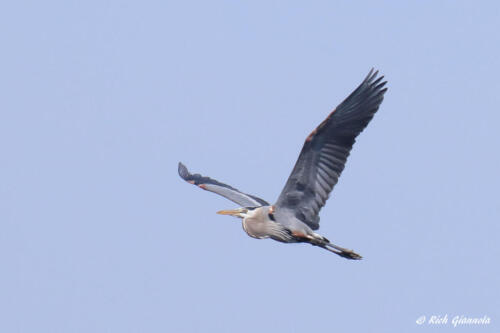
[216, 208, 246, 218]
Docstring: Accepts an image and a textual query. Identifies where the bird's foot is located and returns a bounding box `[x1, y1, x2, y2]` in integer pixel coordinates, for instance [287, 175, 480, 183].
[337, 249, 362, 260]
[324, 242, 363, 260]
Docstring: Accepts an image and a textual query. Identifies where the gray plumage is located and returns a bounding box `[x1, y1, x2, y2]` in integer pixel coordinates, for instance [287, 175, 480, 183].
[178, 69, 387, 259]
[178, 162, 269, 207]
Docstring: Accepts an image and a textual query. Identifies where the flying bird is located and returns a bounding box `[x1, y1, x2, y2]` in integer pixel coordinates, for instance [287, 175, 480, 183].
[178, 69, 387, 259]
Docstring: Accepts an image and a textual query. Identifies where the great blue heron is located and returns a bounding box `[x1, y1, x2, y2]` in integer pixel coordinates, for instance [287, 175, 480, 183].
[178, 69, 387, 259]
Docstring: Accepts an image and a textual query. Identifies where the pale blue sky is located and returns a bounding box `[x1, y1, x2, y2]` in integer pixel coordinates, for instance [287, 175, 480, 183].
[1, 1, 499, 332]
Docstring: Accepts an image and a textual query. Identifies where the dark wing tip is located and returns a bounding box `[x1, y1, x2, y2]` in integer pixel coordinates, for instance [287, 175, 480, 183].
[365, 67, 376, 80]
[349, 69, 387, 114]
[177, 162, 239, 191]
[178, 162, 191, 181]
[364, 68, 388, 93]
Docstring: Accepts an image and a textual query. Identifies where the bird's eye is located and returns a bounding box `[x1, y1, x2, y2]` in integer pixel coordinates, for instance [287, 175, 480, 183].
[268, 213, 276, 221]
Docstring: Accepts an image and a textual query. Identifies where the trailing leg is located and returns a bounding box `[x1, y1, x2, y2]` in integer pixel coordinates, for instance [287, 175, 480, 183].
[321, 242, 362, 260]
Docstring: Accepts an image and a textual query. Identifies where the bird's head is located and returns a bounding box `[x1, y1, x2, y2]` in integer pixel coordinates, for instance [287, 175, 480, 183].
[216, 207, 258, 219]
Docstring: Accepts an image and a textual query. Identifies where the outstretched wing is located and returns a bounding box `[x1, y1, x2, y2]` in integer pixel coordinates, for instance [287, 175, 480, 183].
[275, 69, 387, 230]
[178, 162, 269, 207]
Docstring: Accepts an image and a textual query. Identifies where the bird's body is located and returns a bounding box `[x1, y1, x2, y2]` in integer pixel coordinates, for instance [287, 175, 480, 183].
[178, 69, 387, 259]
[241, 206, 290, 240]
[217, 205, 358, 258]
